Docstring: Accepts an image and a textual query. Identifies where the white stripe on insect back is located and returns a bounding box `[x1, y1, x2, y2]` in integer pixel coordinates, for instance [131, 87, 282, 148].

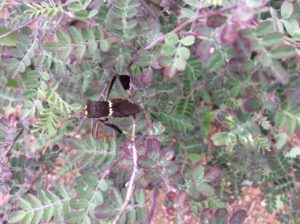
[108, 101, 113, 116]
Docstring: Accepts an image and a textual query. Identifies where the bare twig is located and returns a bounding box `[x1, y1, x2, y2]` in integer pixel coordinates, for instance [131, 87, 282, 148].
[99, 154, 126, 179]
[102, 27, 137, 51]
[112, 117, 138, 224]
[147, 181, 160, 224]
[129, 4, 237, 66]
[1, 128, 24, 162]
[0, 20, 36, 40]
[140, 0, 159, 20]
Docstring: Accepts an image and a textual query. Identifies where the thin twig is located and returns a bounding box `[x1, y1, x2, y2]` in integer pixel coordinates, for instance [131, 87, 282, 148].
[102, 27, 137, 51]
[140, 0, 159, 20]
[112, 117, 138, 224]
[147, 181, 160, 224]
[1, 128, 24, 162]
[0, 20, 35, 40]
[99, 154, 126, 179]
[130, 4, 237, 66]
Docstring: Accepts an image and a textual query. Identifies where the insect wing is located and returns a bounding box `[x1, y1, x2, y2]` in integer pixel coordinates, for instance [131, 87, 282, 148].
[119, 75, 131, 90]
[111, 99, 141, 117]
[86, 100, 110, 118]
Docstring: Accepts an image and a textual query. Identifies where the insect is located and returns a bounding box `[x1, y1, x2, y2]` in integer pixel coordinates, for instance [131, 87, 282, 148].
[85, 75, 141, 135]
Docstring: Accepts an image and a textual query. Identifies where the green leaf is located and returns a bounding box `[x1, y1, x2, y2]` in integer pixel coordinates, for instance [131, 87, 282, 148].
[180, 35, 195, 46]
[99, 179, 109, 191]
[46, 191, 63, 218]
[70, 198, 89, 209]
[31, 209, 43, 224]
[136, 207, 148, 223]
[8, 211, 27, 223]
[82, 27, 97, 55]
[100, 39, 110, 52]
[281, 2, 293, 19]
[212, 132, 228, 146]
[207, 52, 224, 71]
[69, 27, 86, 59]
[19, 198, 32, 210]
[28, 194, 42, 208]
[283, 18, 299, 36]
[56, 29, 71, 45]
[177, 47, 190, 60]
[262, 32, 283, 46]
[285, 147, 300, 158]
[270, 45, 295, 59]
[40, 191, 54, 222]
[256, 21, 273, 36]
[183, 0, 199, 7]
[66, 211, 85, 223]
[165, 34, 179, 45]
[274, 133, 288, 149]
[174, 57, 187, 71]
[0, 27, 18, 46]
[22, 211, 34, 224]
[159, 112, 193, 133]
[161, 43, 176, 56]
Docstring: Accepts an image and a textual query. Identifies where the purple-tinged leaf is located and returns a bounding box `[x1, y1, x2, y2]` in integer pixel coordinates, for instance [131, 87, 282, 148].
[214, 208, 228, 224]
[110, 188, 123, 207]
[229, 210, 247, 224]
[232, 6, 255, 28]
[94, 204, 114, 220]
[205, 166, 222, 183]
[146, 137, 161, 152]
[200, 208, 214, 223]
[117, 157, 133, 171]
[281, 1, 293, 19]
[163, 66, 177, 78]
[165, 191, 177, 203]
[242, 96, 262, 112]
[159, 56, 173, 67]
[264, 93, 281, 111]
[174, 57, 187, 71]
[3, 168, 13, 181]
[270, 60, 290, 84]
[207, 52, 224, 71]
[262, 32, 283, 46]
[196, 41, 215, 62]
[219, 23, 238, 45]
[228, 57, 251, 73]
[232, 34, 253, 55]
[251, 70, 270, 83]
[159, 148, 175, 163]
[270, 45, 295, 59]
[206, 13, 227, 29]
[164, 162, 180, 176]
[140, 68, 153, 86]
[175, 190, 188, 207]
[138, 156, 156, 169]
[122, 140, 133, 155]
[246, 0, 269, 8]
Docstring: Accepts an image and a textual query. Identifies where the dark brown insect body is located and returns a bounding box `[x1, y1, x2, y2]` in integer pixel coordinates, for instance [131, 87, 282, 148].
[84, 74, 140, 135]
[86, 98, 141, 118]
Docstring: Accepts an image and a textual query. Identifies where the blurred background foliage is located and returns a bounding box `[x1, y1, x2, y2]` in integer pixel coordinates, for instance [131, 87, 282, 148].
[1, 0, 300, 223]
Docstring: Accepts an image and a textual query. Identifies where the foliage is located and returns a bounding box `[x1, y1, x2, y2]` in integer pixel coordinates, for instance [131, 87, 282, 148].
[1, 0, 300, 224]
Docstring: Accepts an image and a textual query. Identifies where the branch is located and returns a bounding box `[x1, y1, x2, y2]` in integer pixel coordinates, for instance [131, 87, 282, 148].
[129, 4, 237, 66]
[99, 154, 126, 179]
[112, 117, 138, 224]
[147, 181, 160, 224]
[0, 20, 36, 40]
[1, 128, 24, 162]
[102, 27, 137, 51]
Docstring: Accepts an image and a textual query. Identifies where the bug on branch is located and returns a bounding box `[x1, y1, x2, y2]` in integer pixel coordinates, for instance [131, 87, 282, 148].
[84, 75, 141, 136]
